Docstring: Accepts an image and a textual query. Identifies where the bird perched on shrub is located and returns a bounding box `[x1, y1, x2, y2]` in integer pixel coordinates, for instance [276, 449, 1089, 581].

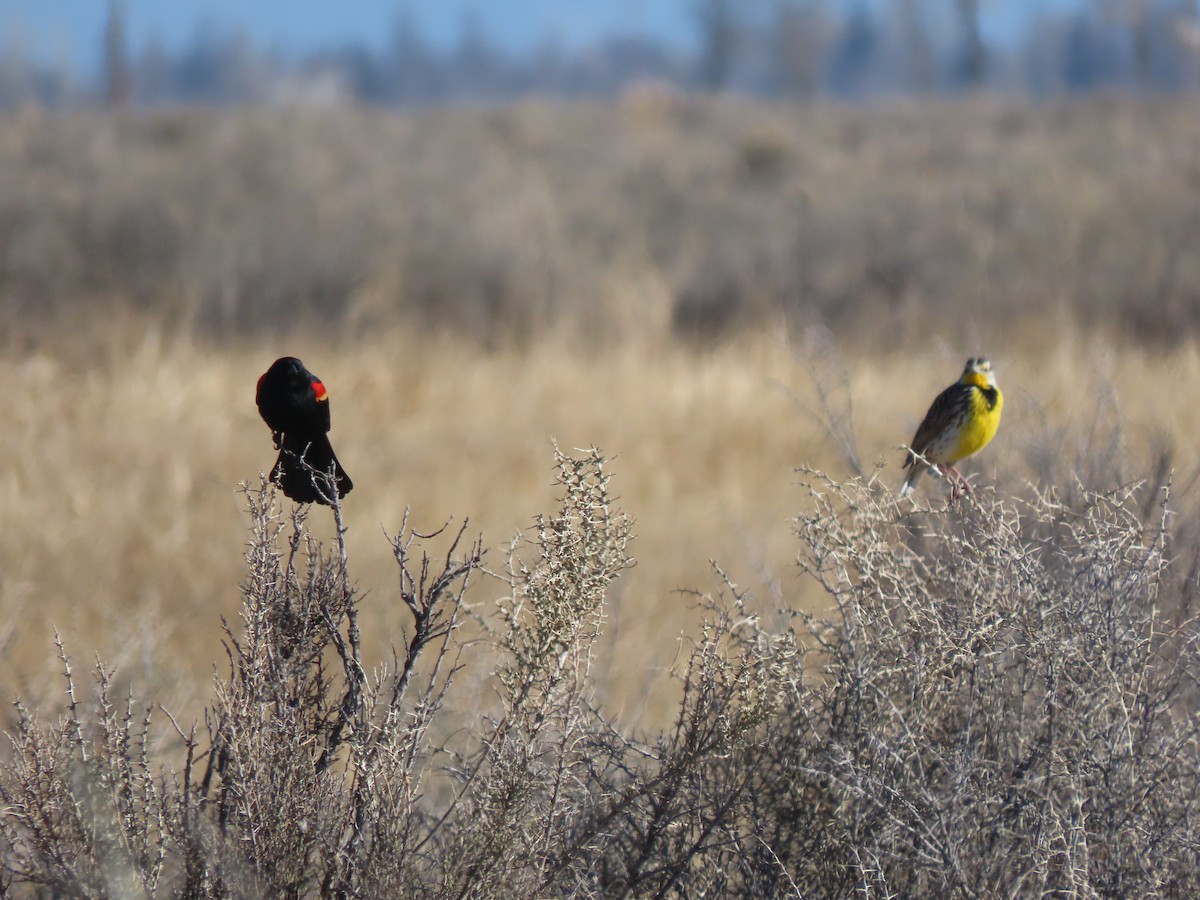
[256, 356, 353, 505]
[900, 356, 1002, 500]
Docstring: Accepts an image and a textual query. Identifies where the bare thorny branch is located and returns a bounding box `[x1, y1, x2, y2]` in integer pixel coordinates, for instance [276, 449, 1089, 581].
[4, 456, 1200, 897]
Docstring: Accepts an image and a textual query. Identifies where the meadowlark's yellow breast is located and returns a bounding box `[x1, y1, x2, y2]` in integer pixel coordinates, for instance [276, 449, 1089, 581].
[951, 385, 1003, 462]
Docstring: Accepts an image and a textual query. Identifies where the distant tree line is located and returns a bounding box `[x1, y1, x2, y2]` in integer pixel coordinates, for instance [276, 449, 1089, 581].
[2, 0, 1199, 108]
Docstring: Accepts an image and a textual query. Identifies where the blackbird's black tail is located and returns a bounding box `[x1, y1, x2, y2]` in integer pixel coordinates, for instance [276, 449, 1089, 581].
[271, 433, 353, 505]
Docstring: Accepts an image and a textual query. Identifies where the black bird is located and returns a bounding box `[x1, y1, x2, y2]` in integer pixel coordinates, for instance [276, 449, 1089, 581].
[256, 357, 353, 505]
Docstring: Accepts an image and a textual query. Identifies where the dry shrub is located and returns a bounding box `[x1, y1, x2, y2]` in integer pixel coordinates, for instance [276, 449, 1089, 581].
[6, 99, 1200, 348]
[2, 451, 1199, 897]
[766, 471, 1200, 896]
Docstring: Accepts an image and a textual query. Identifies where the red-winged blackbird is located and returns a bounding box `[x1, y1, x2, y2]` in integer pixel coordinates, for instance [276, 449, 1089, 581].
[256, 357, 353, 505]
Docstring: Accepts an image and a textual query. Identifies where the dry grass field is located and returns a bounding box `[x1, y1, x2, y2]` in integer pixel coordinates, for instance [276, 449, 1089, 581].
[2, 95, 1200, 725]
[4, 321, 1199, 731]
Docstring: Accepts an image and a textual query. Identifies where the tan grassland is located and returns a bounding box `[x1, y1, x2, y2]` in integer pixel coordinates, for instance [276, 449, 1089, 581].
[2, 96, 1200, 728]
[3, 321, 1199, 728]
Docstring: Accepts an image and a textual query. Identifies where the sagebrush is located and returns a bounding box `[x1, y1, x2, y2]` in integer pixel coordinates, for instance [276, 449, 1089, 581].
[6, 100, 1200, 347]
[2, 451, 1199, 897]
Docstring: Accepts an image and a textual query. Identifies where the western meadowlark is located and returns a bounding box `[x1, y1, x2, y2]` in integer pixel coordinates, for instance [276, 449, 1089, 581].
[899, 357, 1003, 499]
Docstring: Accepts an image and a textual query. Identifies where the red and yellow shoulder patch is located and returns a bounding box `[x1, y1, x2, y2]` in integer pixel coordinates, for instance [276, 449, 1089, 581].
[311, 379, 328, 402]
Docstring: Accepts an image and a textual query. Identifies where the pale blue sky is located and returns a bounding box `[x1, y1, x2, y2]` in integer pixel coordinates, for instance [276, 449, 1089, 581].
[1, 1, 1089, 72]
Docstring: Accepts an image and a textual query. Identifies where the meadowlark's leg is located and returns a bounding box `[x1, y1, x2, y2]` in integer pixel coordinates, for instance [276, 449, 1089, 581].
[946, 465, 974, 502]
[943, 465, 961, 501]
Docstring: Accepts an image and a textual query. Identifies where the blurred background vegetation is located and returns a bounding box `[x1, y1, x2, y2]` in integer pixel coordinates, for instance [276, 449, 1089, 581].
[4, 97, 1200, 350]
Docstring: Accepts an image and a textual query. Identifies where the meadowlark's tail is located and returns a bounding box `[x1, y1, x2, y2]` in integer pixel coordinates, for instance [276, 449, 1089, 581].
[899, 450, 936, 498]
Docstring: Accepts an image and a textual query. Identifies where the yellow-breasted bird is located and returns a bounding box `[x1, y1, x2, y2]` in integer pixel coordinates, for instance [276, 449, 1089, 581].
[899, 357, 1003, 499]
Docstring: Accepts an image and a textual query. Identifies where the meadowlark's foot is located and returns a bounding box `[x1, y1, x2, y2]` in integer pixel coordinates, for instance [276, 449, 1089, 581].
[945, 466, 971, 503]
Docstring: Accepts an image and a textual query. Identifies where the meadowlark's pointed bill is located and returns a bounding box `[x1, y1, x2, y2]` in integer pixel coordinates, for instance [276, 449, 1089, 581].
[900, 356, 1003, 499]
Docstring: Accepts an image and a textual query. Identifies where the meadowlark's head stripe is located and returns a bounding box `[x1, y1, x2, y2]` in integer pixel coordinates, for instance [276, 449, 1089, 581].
[961, 357, 996, 389]
[312, 379, 328, 402]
